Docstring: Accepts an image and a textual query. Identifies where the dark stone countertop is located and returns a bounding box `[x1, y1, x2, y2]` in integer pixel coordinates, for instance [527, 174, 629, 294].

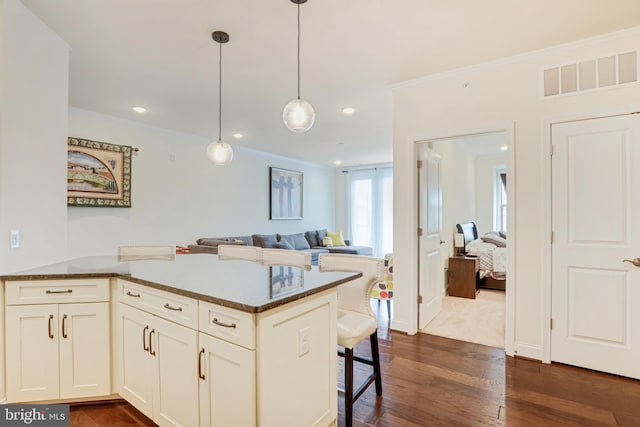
[0, 254, 360, 313]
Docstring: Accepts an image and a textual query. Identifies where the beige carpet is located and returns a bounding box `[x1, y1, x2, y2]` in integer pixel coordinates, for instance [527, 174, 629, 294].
[421, 289, 505, 349]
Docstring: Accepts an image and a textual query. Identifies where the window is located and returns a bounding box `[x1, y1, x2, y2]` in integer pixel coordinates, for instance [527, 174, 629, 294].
[346, 167, 393, 257]
[494, 167, 507, 231]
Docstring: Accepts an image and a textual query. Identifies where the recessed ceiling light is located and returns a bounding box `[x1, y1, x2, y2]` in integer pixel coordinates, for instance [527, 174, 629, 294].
[132, 106, 147, 114]
[233, 133, 243, 139]
[500, 145, 508, 151]
[341, 107, 356, 115]
[334, 160, 342, 166]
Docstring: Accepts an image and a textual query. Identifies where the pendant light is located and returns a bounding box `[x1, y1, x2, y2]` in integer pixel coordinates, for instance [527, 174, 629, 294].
[206, 31, 234, 165]
[282, 0, 315, 133]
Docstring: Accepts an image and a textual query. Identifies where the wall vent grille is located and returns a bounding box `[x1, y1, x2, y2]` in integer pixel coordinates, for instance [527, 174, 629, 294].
[543, 50, 638, 98]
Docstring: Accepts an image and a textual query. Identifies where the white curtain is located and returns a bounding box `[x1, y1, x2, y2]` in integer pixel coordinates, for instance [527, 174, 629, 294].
[346, 167, 393, 257]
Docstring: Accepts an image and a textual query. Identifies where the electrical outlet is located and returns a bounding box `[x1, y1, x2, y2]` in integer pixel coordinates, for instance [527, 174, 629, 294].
[298, 327, 310, 357]
[10, 229, 20, 249]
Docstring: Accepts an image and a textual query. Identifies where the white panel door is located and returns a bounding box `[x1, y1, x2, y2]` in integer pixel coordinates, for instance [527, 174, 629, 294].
[551, 114, 640, 379]
[198, 332, 256, 427]
[152, 315, 199, 427]
[118, 303, 154, 419]
[5, 304, 59, 402]
[418, 145, 444, 329]
[59, 302, 110, 399]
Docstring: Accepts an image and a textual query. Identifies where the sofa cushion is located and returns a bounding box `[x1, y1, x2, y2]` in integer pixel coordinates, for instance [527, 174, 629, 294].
[252, 234, 278, 248]
[279, 233, 310, 250]
[326, 246, 373, 256]
[274, 237, 295, 250]
[304, 230, 319, 247]
[300, 248, 330, 264]
[317, 229, 327, 242]
[197, 236, 251, 246]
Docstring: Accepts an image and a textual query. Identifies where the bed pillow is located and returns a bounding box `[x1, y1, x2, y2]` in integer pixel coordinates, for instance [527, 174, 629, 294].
[481, 234, 507, 247]
[326, 230, 347, 246]
[499, 231, 507, 239]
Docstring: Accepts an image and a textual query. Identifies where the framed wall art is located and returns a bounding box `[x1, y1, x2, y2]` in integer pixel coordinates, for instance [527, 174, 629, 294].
[67, 137, 132, 207]
[269, 166, 303, 220]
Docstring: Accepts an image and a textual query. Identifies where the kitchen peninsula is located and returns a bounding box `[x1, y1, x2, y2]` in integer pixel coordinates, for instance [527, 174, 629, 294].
[0, 254, 360, 427]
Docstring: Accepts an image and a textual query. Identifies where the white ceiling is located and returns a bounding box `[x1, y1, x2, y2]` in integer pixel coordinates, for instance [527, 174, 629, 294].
[20, 0, 640, 167]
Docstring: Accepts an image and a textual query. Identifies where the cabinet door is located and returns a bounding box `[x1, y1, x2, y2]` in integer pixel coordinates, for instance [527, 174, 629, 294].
[5, 304, 59, 402]
[118, 303, 154, 419]
[59, 302, 110, 399]
[198, 332, 256, 427]
[152, 315, 199, 427]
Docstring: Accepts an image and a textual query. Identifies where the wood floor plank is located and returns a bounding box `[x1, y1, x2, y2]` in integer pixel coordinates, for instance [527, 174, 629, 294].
[70, 307, 640, 427]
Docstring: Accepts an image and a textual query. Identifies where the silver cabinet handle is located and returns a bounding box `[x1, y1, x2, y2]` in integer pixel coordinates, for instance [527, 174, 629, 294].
[46, 289, 72, 294]
[212, 318, 236, 329]
[164, 303, 182, 312]
[126, 291, 141, 298]
[48, 315, 54, 339]
[623, 258, 640, 267]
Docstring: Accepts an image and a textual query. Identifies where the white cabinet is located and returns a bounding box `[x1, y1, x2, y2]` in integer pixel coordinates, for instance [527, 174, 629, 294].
[118, 299, 199, 427]
[198, 300, 256, 426]
[198, 332, 255, 427]
[4, 279, 110, 403]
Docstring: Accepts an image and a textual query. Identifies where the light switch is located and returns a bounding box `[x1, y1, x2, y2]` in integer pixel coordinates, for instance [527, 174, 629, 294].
[10, 229, 20, 249]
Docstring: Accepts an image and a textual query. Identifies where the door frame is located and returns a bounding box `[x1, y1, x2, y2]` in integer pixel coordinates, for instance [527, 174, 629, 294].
[412, 123, 516, 355]
[543, 107, 640, 364]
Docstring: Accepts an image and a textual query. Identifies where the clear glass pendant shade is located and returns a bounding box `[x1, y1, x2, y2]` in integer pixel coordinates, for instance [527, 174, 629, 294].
[206, 140, 233, 165]
[282, 98, 315, 132]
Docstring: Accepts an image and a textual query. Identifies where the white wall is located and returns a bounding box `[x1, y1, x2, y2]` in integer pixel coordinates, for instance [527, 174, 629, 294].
[475, 153, 507, 235]
[0, 0, 70, 273]
[431, 140, 475, 257]
[67, 108, 335, 256]
[392, 27, 640, 360]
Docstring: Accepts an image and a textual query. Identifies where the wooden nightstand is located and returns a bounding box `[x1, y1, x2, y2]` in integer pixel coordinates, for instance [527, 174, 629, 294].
[448, 256, 479, 299]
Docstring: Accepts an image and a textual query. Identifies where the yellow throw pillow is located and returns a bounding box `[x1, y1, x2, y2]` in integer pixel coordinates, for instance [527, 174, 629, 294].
[326, 230, 346, 246]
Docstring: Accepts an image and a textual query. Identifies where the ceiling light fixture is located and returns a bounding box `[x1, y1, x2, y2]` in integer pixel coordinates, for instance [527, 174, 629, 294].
[233, 133, 244, 139]
[132, 106, 147, 114]
[206, 31, 234, 165]
[282, 0, 315, 133]
[500, 145, 508, 151]
[341, 107, 355, 115]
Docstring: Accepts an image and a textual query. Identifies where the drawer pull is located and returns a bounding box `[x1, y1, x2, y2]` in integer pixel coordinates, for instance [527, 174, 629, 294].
[212, 318, 236, 329]
[126, 291, 141, 298]
[48, 315, 54, 339]
[164, 303, 183, 312]
[198, 348, 206, 380]
[62, 314, 68, 339]
[46, 289, 73, 294]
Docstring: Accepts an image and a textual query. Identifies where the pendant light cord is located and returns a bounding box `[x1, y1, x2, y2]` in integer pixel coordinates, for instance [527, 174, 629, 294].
[297, 0, 301, 100]
[218, 39, 222, 142]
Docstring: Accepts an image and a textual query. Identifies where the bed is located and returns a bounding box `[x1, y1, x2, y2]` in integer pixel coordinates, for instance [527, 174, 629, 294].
[456, 222, 506, 291]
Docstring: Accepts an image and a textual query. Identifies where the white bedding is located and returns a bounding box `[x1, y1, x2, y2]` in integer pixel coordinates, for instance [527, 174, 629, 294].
[466, 239, 506, 279]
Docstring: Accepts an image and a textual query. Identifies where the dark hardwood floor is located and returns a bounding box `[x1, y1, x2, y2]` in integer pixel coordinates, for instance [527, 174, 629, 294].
[71, 302, 640, 426]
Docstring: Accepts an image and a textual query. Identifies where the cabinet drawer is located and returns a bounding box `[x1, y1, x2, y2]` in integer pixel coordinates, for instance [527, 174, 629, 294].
[5, 279, 109, 305]
[199, 301, 255, 350]
[118, 280, 197, 329]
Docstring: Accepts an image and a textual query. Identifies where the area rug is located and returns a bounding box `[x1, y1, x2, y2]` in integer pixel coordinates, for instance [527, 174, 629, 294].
[420, 289, 505, 349]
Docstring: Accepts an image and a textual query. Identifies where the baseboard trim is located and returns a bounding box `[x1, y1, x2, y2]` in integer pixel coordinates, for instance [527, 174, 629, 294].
[513, 341, 543, 361]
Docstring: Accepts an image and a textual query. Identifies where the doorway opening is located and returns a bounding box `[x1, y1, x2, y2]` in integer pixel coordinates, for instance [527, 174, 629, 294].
[417, 131, 511, 349]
